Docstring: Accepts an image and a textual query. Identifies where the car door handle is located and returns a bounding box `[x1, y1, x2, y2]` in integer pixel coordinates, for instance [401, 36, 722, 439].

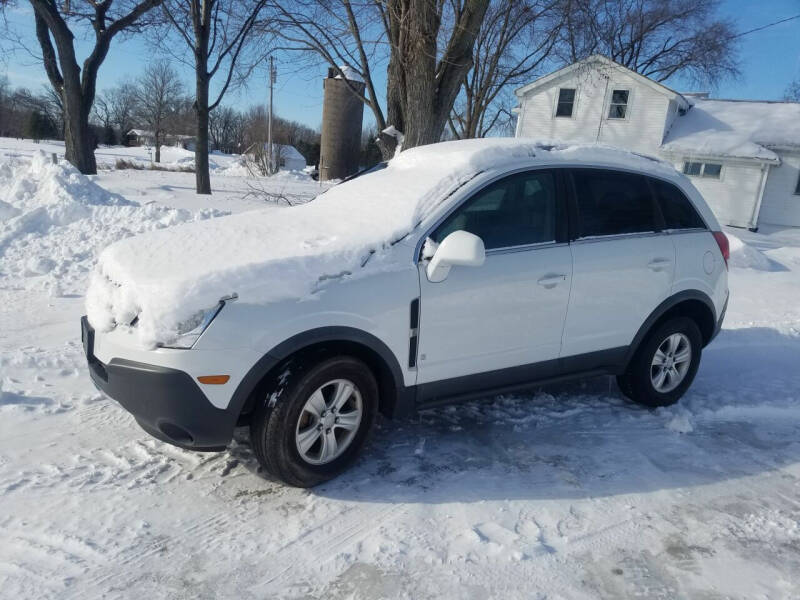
[537, 274, 567, 288]
[647, 258, 672, 272]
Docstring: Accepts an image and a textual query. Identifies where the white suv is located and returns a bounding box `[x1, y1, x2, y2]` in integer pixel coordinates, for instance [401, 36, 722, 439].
[82, 140, 729, 487]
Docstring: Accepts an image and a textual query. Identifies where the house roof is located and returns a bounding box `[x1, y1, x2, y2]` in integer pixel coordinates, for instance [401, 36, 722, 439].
[514, 54, 689, 108]
[662, 99, 800, 162]
[272, 144, 306, 163]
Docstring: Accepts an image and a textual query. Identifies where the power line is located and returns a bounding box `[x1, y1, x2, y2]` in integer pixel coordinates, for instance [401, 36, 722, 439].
[730, 13, 800, 40]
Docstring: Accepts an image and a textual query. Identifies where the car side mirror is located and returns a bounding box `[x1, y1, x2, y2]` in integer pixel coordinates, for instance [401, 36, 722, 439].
[426, 230, 486, 283]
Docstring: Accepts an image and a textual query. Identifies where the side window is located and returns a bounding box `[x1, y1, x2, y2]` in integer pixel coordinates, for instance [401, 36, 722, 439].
[431, 171, 559, 250]
[608, 89, 629, 119]
[652, 179, 706, 230]
[556, 88, 576, 117]
[682, 161, 702, 176]
[572, 169, 655, 237]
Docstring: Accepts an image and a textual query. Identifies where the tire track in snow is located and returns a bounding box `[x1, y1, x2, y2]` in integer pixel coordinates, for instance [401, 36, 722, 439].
[254, 501, 410, 593]
[0, 438, 231, 496]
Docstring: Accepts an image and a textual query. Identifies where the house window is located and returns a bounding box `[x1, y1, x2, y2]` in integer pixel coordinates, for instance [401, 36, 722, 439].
[683, 161, 722, 179]
[683, 162, 702, 176]
[608, 89, 629, 119]
[702, 163, 722, 179]
[556, 88, 576, 117]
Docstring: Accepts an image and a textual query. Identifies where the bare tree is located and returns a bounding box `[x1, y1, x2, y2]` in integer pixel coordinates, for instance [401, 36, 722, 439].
[93, 93, 114, 131]
[380, 0, 489, 154]
[450, 0, 562, 139]
[0, 75, 9, 136]
[274, 0, 489, 158]
[134, 60, 183, 162]
[786, 79, 800, 102]
[555, 0, 739, 85]
[159, 0, 271, 194]
[103, 84, 139, 143]
[2, 0, 163, 173]
[209, 106, 244, 154]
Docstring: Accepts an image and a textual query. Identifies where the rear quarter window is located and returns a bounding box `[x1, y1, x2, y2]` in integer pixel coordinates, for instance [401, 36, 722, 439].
[572, 169, 655, 237]
[652, 179, 706, 230]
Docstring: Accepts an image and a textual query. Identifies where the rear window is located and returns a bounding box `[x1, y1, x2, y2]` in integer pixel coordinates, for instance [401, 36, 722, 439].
[652, 179, 706, 230]
[572, 169, 655, 237]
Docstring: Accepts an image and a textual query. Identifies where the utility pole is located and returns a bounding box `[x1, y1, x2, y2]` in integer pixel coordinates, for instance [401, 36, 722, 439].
[267, 55, 276, 174]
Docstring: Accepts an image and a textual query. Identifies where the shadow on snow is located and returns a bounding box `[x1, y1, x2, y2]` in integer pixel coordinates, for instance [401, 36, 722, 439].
[230, 326, 800, 502]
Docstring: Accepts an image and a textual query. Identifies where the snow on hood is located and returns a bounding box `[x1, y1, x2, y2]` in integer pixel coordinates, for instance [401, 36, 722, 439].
[86, 138, 678, 347]
[662, 99, 800, 161]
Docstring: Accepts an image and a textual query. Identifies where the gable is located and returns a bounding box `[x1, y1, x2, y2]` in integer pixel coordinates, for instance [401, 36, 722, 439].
[515, 55, 688, 109]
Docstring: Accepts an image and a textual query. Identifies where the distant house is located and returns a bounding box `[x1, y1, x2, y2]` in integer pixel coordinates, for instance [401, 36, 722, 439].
[126, 129, 155, 146]
[273, 144, 308, 171]
[514, 55, 800, 230]
[249, 144, 308, 171]
[126, 129, 197, 151]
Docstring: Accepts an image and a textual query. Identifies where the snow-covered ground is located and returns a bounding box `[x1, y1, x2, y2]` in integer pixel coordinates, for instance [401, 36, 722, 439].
[1, 138, 799, 599]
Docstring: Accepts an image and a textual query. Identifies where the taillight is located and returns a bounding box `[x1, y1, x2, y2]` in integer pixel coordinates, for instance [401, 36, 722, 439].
[712, 231, 729, 269]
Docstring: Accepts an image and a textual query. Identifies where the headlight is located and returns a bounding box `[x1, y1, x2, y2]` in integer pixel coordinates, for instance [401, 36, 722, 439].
[162, 294, 235, 349]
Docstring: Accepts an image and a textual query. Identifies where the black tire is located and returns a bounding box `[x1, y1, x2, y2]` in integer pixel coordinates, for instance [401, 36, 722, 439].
[250, 355, 378, 487]
[617, 317, 702, 408]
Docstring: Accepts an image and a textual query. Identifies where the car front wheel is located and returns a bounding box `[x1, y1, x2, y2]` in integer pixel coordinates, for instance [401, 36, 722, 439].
[617, 317, 702, 407]
[250, 356, 378, 487]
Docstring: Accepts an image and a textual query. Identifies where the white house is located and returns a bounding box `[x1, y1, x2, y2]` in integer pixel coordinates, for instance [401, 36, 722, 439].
[274, 144, 307, 171]
[126, 129, 196, 150]
[514, 55, 800, 230]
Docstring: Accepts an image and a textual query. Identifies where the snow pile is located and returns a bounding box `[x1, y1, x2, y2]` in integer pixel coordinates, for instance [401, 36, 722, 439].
[662, 407, 694, 434]
[727, 234, 774, 270]
[663, 99, 800, 161]
[217, 158, 251, 177]
[86, 139, 680, 346]
[0, 151, 224, 296]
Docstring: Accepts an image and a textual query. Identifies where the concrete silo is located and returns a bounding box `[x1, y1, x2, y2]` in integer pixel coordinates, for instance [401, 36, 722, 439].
[319, 67, 366, 181]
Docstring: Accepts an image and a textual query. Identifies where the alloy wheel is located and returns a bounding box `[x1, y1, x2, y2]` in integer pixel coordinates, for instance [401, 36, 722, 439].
[650, 332, 692, 393]
[295, 378, 363, 465]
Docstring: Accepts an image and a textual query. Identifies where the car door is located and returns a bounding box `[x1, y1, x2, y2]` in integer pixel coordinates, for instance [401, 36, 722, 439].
[415, 169, 573, 391]
[561, 168, 675, 359]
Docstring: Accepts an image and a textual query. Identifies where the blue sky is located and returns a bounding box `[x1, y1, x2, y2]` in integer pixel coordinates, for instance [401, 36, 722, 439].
[3, 0, 799, 131]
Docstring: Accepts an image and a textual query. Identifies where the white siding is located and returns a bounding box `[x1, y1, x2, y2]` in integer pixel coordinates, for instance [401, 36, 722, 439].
[758, 152, 800, 227]
[673, 160, 764, 229]
[517, 67, 672, 156]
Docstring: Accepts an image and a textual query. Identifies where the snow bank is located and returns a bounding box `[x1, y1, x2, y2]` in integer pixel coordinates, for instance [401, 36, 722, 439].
[86, 139, 680, 346]
[727, 234, 774, 270]
[0, 151, 223, 297]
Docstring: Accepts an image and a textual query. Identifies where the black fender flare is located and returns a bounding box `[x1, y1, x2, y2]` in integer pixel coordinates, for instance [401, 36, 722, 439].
[623, 289, 717, 368]
[227, 326, 413, 422]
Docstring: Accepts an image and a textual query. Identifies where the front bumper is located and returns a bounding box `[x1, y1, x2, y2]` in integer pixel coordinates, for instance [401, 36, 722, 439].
[82, 317, 238, 451]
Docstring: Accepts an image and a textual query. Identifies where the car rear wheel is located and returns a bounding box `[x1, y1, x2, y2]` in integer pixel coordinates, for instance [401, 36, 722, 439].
[617, 317, 702, 407]
[250, 356, 378, 487]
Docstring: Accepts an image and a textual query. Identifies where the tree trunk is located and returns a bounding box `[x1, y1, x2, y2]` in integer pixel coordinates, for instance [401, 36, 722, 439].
[154, 131, 161, 163]
[195, 72, 211, 195]
[62, 88, 97, 173]
[383, 0, 489, 155]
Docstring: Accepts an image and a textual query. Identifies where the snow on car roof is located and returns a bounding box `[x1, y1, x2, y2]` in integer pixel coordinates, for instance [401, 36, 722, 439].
[662, 99, 800, 162]
[86, 138, 679, 346]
